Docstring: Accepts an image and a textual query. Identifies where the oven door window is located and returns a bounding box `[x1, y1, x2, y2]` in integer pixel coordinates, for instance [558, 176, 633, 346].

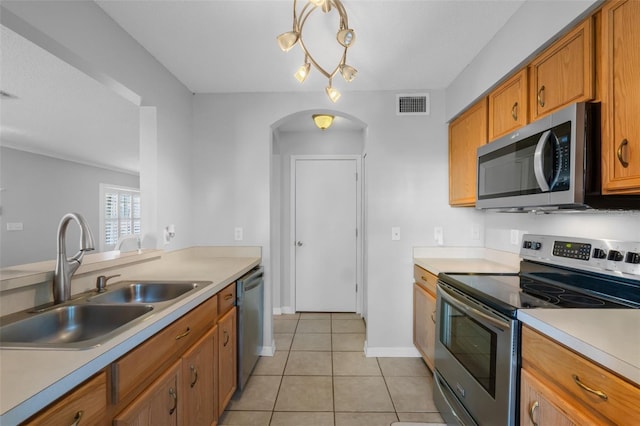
[440, 299, 497, 397]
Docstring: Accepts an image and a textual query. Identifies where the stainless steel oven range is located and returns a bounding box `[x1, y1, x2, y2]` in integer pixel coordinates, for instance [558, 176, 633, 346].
[433, 234, 640, 425]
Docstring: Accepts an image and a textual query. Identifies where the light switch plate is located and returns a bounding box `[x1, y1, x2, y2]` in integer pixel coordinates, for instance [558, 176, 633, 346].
[434, 227, 444, 246]
[234, 227, 243, 241]
[6, 222, 23, 231]
[391, 227, 400, 241]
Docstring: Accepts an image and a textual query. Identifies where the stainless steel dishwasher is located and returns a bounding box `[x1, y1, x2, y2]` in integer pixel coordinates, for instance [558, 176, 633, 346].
[236, 266, 264, 392]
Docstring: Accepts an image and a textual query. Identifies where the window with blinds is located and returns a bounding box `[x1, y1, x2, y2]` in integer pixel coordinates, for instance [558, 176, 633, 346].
[100, 185, 141, 251]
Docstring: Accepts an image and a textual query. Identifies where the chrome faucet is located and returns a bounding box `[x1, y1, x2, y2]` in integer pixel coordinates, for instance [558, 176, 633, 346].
[53, 213, 95, 304]
[115, 234, 142, 253]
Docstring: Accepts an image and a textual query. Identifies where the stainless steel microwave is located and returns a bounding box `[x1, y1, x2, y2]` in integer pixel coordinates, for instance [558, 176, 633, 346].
[476, 102, 640, 211]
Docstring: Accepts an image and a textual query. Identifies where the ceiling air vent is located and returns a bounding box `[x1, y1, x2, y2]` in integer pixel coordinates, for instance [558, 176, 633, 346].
[396, 93, 430, 116]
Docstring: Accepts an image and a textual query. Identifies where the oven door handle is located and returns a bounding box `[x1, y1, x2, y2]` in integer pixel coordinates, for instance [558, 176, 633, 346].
[439, 284, 510, 332]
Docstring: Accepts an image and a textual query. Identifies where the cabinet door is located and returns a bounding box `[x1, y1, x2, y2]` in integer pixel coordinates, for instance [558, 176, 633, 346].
[413, 283, 436, 371]
[113, 360, 180, 426]
[449, 98, 488, 206]
[23, 372, 107, 426]
[488, 68, 528, 141]
[601, 0, 640, 193]
[520, 369, 597, 426]
[218, 306, 237, 413]
[529, 18, 594, 120]
[181, 327, 216, 426]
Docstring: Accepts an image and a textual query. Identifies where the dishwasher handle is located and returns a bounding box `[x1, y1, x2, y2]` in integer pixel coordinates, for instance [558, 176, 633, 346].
[238, 267, 264, 293]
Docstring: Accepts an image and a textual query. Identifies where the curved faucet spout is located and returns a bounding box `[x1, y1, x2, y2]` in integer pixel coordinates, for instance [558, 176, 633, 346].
[53, 213, 95, 304]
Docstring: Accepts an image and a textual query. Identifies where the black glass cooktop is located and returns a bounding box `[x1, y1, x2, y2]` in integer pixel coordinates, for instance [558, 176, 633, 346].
[439, 260, 640, 318]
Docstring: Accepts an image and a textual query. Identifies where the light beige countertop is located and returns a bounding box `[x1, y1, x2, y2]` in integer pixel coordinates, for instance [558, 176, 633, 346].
[413, 247, 520, 275]
[0, 247, 260, 424]
[518, 309, 640, 387]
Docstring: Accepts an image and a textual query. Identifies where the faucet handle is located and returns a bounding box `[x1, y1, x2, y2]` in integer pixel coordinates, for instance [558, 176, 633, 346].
[96, 274, 121, 293]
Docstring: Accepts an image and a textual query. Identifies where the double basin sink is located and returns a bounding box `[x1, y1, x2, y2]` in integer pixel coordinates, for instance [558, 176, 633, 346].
[0, 280, 212, 350]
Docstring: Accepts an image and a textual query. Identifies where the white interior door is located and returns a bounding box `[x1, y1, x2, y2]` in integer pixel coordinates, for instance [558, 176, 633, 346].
[294, 158, 357, 312]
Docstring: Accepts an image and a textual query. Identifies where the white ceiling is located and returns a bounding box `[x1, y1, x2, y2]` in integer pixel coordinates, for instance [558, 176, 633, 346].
[0, 25, 140, 173]
[97, 0, 526, 94]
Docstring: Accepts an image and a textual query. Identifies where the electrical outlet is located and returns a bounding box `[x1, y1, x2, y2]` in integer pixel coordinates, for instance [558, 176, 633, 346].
[434, 227, 444, 246]
[234, 227, 243, 241]
[510, 229, 520, 246]
[391, 227, 400, 241]
[471, 224, 480, 241]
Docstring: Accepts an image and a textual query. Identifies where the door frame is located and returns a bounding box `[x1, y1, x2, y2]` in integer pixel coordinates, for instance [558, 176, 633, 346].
[290, 154, 363, 313]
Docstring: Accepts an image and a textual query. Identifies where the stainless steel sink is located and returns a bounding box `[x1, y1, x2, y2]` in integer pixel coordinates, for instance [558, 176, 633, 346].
[0, 304, 153, 349]
[88, 282, 199, 304]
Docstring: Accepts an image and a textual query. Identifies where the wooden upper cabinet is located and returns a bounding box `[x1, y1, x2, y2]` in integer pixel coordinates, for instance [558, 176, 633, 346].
[529, 17, 595, 121]
[488, 68, 528, 141]
[601, 0, 640, 193]
[449, 98, 488, 206]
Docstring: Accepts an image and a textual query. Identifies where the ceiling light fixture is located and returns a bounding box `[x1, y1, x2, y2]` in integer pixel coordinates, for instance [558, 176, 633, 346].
[277, 0, 357, 103]
[312, 114, 335, 130]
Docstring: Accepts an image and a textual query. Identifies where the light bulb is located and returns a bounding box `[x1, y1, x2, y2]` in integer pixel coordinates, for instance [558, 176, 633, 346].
[326, 85, 341, 103]
[277, 31, 299, 52]
[294, 63, 311, 83]
[339, 64, 357, 82]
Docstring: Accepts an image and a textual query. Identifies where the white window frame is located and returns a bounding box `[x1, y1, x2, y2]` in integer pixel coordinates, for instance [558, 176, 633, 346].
[99, 183, 141, 252]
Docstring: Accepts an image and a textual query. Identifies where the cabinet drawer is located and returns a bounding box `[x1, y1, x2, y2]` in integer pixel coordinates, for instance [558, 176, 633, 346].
[218, 283, 236, 317]
[111, 296, 217, 405]
[522, 326, 640, 424]
[23, 371, 107, 426]
[413, 265, 437, 296]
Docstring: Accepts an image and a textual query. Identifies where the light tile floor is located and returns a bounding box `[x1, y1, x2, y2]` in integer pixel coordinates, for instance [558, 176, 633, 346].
[220, 312, 444, 426]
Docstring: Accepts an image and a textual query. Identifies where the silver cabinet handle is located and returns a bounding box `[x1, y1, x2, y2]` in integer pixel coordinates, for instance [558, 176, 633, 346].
[175, 327, 191, 340]
[70, 410, 83, 426]
[537, 85, 545, 107]
[617, 139, 629, 168]
[529, 400, 539, 426]
[190, 364, 199, 388]
[296, 241, 303, 247]
[169, 387, 177, 415]
[572, 374, 608, 400]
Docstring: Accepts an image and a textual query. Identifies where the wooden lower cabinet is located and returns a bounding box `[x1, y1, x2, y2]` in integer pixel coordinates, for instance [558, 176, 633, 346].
[22, 372, 107, 426]
[218, 306, 237, 412]
[413, 283, 436, 371]
[113, 360, 181, 426]
[521, 325, 640, 425]
[520, 369, 596, 426]
[413, 265, 437, 371]
[181, 326, 217, 426]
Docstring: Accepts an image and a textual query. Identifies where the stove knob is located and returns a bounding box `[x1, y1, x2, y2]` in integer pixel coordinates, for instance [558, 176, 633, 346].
[523, 241, 532, 249]
[532, 242, 542, 250]
[625, 252, 640, 264]
[593, 248, 607, 259]
[607, 250, 624, 262]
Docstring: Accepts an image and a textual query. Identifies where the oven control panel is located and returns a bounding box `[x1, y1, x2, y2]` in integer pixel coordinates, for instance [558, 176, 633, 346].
[521, 234, 640, 278]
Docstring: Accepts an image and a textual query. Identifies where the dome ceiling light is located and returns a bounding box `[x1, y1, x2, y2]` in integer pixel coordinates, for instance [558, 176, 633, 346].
[312, 114, 335, 130]
[277, 0, 357, 103]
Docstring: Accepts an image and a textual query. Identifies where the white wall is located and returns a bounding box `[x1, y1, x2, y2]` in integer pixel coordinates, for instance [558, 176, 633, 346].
[0, 147, 139, 267]
[2, 1, 194, 251]
[192, 90, 485, 354]
[446, 0, 600, 120]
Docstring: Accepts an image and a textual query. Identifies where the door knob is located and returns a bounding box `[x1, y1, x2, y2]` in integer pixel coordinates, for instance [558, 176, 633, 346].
[296, 241, 303, 247]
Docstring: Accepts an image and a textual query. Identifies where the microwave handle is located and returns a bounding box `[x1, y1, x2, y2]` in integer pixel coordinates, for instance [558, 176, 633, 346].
[533, 130, 552, 192]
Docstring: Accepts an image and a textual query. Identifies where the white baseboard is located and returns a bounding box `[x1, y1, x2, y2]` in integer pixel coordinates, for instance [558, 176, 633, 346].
[364, 343, 421, 358]
[273, 306, 295, 315]
[259, 339, 276, 356]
